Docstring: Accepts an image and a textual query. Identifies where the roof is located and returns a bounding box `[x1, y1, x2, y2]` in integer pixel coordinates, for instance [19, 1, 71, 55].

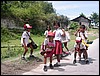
[71, 15, 91, 22]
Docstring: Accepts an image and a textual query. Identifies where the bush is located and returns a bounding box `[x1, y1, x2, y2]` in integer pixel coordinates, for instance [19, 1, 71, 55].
[1, 27, 20, 42]
[69, 22, 79, 30]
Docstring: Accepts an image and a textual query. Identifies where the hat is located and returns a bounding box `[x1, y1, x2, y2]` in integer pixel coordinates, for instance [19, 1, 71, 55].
[48, 32, 55, 37]
[75, 37, 82, 42]
[24, 24, 32, 29]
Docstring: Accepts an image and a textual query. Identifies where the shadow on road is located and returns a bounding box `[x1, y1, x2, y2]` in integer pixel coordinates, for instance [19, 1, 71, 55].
[27, 56, 43, 62]
[53, 67, 65, 71]
[46, 62, 77, 72]
[78, 57, 96, 65]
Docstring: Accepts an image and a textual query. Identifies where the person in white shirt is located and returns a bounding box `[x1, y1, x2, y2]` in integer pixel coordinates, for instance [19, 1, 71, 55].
[61, 28, 71, 56]
[53, 21, 65, 67]
[21, 24, 35, 60]
[73, 33, 89, 64]
[75, 25, 89, 49]
[44, 25, 52, 38]
[40, 32, 55, 72]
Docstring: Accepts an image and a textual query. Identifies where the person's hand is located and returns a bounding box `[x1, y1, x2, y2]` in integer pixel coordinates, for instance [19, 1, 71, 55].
[62, 29, 65, 32]
[40, 51, 45, 56]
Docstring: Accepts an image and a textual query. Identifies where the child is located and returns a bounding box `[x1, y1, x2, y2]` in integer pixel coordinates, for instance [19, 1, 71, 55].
[74, 25, 89, 63]
[75, 25, 89, 49]
[44, 25, 52, 38]
[21, 24, 35, 60]
[73, 37, 89, 64]
[53, 21, 65, 67]
[61, 28, 71, 56]
[40, 32, 55, 72]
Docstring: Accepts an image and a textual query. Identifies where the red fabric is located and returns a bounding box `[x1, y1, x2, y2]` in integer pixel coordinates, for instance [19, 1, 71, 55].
[40, 42, 54, 57]
[24, 24, 32, 29]
[48, 32, 55, 37]
[54, 40, 62, 54]
[75, 48, 80, 52]
[44, 50, 54, 57]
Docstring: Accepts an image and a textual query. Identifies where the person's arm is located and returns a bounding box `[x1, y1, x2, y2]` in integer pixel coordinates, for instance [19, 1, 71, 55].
[61, 29, 65, 37]
[23, 38, 28, 50]
[75, 28, 80, 36]
[83, 31, 88, 39]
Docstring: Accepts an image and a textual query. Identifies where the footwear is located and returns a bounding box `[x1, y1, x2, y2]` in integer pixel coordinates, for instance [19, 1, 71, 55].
[54, 63, 61, 67]
[29, 55, 35, 58]
[43, 66, 47, 72]
[68, 51, 71, 55]
[85, 60, 89, 64]
[49, 64, 54, 69]
[78, 59, 81, 63]
[21, 56, 26, 60]
[73, 60, 76, 64]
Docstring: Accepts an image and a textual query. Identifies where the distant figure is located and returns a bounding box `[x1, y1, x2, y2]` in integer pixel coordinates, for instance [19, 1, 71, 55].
[21, 24, 35, 60]
[61, 28, 71, 56]
[44, 25, 52, 38]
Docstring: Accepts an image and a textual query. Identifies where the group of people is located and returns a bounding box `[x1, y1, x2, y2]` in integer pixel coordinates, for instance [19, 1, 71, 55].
[21, 21, 89, 72]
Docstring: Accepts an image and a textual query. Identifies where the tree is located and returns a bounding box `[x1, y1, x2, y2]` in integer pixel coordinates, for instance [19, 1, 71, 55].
[89, 12, 99, 27]
[80, 13, 86, 17]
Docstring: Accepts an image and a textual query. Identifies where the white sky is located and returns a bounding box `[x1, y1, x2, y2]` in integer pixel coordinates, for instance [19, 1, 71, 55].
[48, 1, 99, 20]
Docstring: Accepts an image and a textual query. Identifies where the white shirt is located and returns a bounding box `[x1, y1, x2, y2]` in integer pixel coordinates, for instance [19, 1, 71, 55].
[21, 31, 30, 46]
[77, 31, 88, 43]
[61, 31, 70, 43]
[44, 30, 52, 37]
[43, 38, 55, 51]
[53, 28, 64, 41]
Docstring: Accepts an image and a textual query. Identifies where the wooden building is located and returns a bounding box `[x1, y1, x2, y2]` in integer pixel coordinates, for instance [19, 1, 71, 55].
[71, 15, 91, 28]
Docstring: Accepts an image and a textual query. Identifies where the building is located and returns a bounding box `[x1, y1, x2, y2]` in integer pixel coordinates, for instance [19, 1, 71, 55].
[71, 15, 91, 28]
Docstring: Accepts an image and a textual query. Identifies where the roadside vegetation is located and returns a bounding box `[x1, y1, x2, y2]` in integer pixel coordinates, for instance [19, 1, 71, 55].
[1, 26, 99, 61]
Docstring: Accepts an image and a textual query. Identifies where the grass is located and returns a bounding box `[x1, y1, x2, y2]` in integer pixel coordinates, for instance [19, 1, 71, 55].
[1, 35, 45, 61]
[1, 28, 99, 61]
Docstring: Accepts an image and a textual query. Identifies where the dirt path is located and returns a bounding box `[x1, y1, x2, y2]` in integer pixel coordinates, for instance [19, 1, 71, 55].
[1, 48, 74, 75]
[1, 56, 44, 75]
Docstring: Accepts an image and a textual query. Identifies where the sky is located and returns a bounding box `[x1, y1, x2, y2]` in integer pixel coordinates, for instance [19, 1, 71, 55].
[48, 1, 99, 20]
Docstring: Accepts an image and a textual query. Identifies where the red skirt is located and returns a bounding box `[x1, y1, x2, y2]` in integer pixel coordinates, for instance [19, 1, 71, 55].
[54, 40, 62, 55]
[44, 50, 54, 57]
[40, 49, 54, 58]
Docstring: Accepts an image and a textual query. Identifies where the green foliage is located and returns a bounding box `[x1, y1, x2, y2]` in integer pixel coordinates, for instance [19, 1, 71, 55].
[89, 12, 99, 26]
[1, 27, 20, 42]
[69, 22, 79, 30]
[1, 1, 70, 35]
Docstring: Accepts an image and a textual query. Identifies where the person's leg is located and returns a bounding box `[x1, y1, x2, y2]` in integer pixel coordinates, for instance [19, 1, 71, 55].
[64, 42, 69, 51]
[73, 50, 77, 64]
[43, 56, 47, 71]
[49, 56, 54, 69]
[54, 41, 62, 67]
[57, 54, 60, 63]
[43, 53, 48, 71]
[22, 45, 28, 59]
[28, 43, 34, 57]
[74, 48, 77, 60]
[83, 50, 89, 63]
[63, 42, 71, 55]
[54, 54, 61, 67]
[78, 51, 82, 61]
[44, 57, 47, 65]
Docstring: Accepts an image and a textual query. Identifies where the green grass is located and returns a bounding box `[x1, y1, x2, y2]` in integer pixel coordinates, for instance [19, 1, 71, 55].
[1, 35, 45, 60]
